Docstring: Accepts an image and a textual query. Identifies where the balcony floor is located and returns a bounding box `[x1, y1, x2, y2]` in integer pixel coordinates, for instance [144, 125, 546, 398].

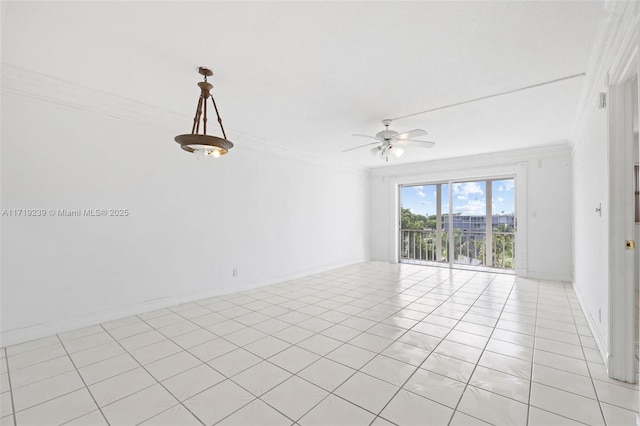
[400, 258, 516, 275]
[1, 261, 637, 425]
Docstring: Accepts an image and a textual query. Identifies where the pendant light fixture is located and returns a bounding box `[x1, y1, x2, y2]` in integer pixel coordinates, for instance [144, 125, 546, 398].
[174, 67, 233, 158]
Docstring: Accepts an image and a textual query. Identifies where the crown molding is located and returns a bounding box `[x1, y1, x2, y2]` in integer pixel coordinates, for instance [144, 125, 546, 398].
[227, 130, 368, 177]
[572, 0, 638, 147]
[1, 63, 367, 177]
[1, 63, 188, 132]
[369, 143, 571, 178]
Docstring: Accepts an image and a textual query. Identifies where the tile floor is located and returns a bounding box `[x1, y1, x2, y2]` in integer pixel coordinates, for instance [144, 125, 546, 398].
[1, 262, 638, 425]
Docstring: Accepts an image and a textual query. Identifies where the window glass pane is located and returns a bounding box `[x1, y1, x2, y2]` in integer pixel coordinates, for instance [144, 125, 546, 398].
[492, 179, 515, 231]
[491, 179, 515, 269]
[449, 181, 485, 266]
[400, 184, 437, 230]
[451, 180, 487, 224]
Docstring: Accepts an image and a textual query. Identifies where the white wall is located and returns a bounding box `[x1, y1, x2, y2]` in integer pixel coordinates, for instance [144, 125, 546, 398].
[572, 106, 610, 357]
[634, 92, 639, 292]
[369, 144, 573, 281]
[526, 154, 573, 279]
[568, 0, 640, 370]
[0, 91, 369, 346]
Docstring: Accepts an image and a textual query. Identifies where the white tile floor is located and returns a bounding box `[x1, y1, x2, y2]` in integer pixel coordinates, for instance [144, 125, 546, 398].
[1, 262, 638, 425]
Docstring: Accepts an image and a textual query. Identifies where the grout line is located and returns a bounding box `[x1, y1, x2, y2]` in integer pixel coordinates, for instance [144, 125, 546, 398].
[127, 292, 358, 425]
[245, 268, 444, 424]
[54, 335, 110, 425]
[565, 282, 608, 424]
[201, 275, 423, 424]
[360, 270, 503, 423]
[97, 324, 207, 426]
[5, 345, 143, 392]
[444, 272, 519, 425]
[213, 266, 456, 425]
[7, 359, 76, 391]
[3, 353, 68, 374]
[1, 337, 62, 359]
[525, 276, 540, 426]
[3, 347, 17, 426]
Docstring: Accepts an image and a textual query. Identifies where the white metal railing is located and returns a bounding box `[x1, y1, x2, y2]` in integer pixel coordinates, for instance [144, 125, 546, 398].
[400, 229, 445, 263]
[400, 229, 515, 269]
[490, 231, 516, 269]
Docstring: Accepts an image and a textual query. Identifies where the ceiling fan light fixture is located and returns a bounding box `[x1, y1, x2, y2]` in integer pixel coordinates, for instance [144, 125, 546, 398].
[391, 146, 404, 158]
[174, 67, 234, 158]
[344, 119, 435, 161]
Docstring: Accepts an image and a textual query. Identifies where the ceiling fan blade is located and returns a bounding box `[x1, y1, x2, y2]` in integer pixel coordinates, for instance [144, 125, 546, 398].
[394, 129, 427, 140]
[342, 142, 380, 152]
[395, 139, 436, 148]
[352, 134, 379, 140]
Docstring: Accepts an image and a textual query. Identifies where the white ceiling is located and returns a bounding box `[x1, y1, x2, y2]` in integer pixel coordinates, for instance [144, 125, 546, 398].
[2, 1, 605, 168]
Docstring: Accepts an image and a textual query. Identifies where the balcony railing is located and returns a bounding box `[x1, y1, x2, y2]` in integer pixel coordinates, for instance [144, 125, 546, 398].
[400, 229, 515, 270]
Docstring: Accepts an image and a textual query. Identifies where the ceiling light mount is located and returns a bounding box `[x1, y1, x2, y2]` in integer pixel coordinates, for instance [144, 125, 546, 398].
[174, 67, 234, 158]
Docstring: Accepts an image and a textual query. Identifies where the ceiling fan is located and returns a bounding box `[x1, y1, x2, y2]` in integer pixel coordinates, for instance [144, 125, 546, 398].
[344, 119, 436, 161]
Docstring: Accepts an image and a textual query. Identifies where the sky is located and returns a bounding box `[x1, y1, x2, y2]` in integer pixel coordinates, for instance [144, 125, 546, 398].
[401, 179, 515, 217]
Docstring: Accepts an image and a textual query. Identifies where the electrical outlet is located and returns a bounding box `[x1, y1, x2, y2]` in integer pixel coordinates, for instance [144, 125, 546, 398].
[233, 267, 238, 277]
[599, 308, 601, 323]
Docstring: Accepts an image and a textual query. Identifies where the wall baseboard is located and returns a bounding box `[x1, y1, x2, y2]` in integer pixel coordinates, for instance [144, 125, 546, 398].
[521, 270, 573, 282]
[573, 282, 610, 369]
[0, 258, 366, 348]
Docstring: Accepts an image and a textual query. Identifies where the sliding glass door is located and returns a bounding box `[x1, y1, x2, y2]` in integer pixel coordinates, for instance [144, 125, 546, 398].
[400, 178, 515, 270]
[399, 184, 449, 264]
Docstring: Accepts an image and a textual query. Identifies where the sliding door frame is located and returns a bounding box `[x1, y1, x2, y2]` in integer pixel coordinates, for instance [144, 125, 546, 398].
[395, 166, 526, 274]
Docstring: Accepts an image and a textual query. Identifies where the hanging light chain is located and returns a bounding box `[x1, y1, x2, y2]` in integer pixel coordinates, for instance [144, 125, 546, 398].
[191, 95, 203, 134]
[202, 87, 208, 135]
[210, 94, 227, 140]
[189, 72, 226, 139]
